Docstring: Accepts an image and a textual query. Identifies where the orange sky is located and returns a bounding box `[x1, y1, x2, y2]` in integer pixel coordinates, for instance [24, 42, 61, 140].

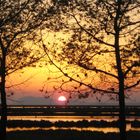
[6, 63, 140, 105]
[5, 28, 140, 105]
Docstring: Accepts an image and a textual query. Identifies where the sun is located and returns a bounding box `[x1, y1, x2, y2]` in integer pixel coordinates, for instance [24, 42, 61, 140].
[58, 96, 67, 102]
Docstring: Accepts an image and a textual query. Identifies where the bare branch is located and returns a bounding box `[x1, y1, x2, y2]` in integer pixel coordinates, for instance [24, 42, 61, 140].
[6, 74, 35, 89]
[120, 20, 140, 30]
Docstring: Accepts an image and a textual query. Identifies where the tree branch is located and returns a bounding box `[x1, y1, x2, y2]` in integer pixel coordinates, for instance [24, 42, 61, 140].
[6, 54, 46, 75]
[43, 44, 118, 95]
[124, 62, 140, 77]
[70, 14, 114, 48]
[124, 79, 140, 90]
[120, 20, 140, 30]
[6, 74, 35, 89]
[78, 62, 118, 79]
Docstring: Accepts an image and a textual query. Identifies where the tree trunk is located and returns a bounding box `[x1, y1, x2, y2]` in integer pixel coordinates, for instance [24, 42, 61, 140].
[115, 31, 127, 140]
[0, 93, 7, 140]
[115, 39, 127, 140]
[118, 77, 126, 140]
[114, 1, 127, 140]
[0, 49, 7, 140]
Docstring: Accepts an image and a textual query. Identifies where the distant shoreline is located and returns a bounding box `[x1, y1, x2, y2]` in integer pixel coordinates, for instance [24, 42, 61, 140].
[3, 105, 140, 116]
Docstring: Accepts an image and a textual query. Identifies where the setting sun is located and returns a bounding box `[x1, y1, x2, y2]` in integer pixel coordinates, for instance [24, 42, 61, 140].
[58, 96, 67, 102]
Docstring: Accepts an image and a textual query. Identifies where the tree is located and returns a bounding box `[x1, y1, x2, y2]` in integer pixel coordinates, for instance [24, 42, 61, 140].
[44, 1, 140, 140]
[0, 0, 56, 139]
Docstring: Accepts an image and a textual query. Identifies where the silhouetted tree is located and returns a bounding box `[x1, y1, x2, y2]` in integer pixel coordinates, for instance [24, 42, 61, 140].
[0, 0, 57, 139]
[43, 1, 140, 140]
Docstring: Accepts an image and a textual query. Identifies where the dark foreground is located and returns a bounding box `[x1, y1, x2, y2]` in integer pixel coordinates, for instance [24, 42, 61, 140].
[7, 130, 140, 140]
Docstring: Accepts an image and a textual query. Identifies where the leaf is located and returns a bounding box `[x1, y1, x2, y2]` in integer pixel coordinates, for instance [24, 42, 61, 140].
[84, 73, 88, 77]
[69, 78, 72, 81]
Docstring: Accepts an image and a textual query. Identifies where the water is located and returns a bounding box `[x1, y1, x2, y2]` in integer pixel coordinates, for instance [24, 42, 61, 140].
[7, 115, 140, 133]
[6, 105, 140, 133]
